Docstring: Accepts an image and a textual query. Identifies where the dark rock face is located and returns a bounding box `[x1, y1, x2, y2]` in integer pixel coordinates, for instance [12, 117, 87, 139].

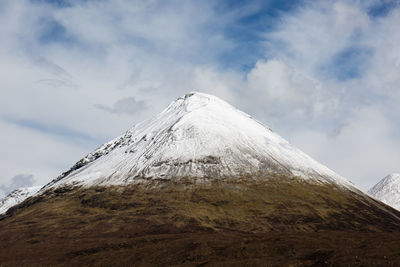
[1, 176, 400, 265]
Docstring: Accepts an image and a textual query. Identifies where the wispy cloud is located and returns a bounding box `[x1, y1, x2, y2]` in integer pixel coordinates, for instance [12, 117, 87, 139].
[95, 97, 147, 115]
[5, 118, 95, 142]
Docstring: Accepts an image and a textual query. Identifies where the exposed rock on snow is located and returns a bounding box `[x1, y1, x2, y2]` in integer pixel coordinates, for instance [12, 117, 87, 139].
[368, 173, 400, 210]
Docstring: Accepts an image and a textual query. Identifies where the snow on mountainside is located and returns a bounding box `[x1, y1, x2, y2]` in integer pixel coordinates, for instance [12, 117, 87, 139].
[0, 186, 42, 214]
[368, 173, 400, 211]
[43, 92, 353, 190]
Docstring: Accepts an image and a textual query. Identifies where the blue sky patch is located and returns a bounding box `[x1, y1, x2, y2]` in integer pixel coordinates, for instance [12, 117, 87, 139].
[320, 46, 374, 81]
[368, 0, 399, 17]
[38, 18, 73, 45]
[215, 0, 303, 71]
[31, 0, 72, 8]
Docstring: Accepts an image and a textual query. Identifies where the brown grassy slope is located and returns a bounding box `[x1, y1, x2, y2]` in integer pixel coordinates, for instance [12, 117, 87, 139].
[1, 176, 400, 266]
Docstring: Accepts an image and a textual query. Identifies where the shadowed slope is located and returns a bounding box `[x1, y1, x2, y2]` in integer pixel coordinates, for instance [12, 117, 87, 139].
[1, 176, 400, 266]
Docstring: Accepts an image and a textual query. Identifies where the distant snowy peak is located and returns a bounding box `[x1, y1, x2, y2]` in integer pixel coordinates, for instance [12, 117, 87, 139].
[368, 173, 400, 210]
[0, 186, 42, 214]
[45, 92, 353, 189]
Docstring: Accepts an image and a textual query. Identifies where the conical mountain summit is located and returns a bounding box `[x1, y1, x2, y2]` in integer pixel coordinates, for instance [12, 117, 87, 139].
[45, 92, 352, 190]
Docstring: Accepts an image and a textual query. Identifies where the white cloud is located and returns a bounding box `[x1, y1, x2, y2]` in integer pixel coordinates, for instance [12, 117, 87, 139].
[264, 1, 371, 77]
[291, 106, 400, 191]
[95, 97, 147, 115]
[246, 60, 329, 119]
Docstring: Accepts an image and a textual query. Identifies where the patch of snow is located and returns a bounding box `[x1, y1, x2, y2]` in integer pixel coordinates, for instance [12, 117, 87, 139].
[368, 173, 400, 210]
[43, 92, 354, 190]
[0, 186, 42, 214]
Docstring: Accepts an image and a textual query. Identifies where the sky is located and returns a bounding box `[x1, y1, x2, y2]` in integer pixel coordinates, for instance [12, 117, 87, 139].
[1, 0, 400, 196]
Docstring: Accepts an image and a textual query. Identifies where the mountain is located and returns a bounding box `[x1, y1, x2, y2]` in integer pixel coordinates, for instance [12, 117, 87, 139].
[0, 186, 42, 215]
[369, 173, 400, 210]
[44, 92, 351, 189]
[1, 92, 400, 266]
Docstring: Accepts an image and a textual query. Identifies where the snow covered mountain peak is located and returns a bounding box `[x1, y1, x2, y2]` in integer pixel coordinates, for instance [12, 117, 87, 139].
[44, 92, 353, 190]
[172, 92, 221, 111]
[161, 92, 243, 118]
[368, 173, 400, 210]
[0, 186, 42, 214]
